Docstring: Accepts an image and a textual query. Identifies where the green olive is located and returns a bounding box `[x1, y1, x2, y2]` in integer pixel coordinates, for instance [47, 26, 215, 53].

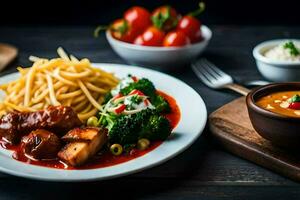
[87, 116, 99, 127]
[137, 138, 150, 150]
[110, 144, 123, 156]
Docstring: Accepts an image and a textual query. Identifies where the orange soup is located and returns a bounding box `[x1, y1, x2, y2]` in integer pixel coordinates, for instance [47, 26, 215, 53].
[256, 91, 300, 117]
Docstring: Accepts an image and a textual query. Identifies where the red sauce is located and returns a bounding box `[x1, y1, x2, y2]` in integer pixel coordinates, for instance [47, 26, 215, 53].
[157, 91, 181, 129]
[0, 91, 181, 170]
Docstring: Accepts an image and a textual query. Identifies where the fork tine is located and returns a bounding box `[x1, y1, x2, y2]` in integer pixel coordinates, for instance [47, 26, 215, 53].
[191, 63, 215, 86]
[202, 58, 228, 77]
[198, 59, 221, 79]
[193, 62, 217, 82]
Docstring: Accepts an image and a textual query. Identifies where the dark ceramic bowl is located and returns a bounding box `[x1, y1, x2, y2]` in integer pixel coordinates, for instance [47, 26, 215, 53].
[246, 82, 300, 148]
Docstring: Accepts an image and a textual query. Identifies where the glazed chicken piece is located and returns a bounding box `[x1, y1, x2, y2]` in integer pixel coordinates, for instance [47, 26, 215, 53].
[58, 127, 108, 167]
[22, 129, 61, 160]
[0, 106, 82, 144]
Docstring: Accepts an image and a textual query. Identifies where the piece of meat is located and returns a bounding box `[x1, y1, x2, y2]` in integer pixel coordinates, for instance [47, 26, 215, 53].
[62, 127, 101, 142]
[22, 129, 61, 160]
[0, 106, 82, 144]
[58, 127, 108, 167]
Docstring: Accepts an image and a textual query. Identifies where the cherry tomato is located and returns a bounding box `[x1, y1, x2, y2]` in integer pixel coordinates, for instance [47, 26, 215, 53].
[124, 6, 151, 33]
[177, 15, 202, 43]
[109, 19, 139, 43]
[134, 26, 165, 46]
[163, 31, 190, 47]
[289, 102, 300, 110]
[151, 6, 178, 31]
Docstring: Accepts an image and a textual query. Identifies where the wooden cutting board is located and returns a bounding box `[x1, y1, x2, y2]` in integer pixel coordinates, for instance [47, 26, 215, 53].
[209, 97, 300, 182]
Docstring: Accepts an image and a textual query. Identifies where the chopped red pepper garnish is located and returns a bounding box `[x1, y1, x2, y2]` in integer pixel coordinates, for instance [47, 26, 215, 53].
[144, 99, 149, 106]
[131, 76, 138, 82]
[288, 102, 300, 110]
[114, 104, 126, 114]
[129, 89, 145, 96]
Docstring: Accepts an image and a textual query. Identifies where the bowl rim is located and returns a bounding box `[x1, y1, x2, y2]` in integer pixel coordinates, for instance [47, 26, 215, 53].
[246, 82, 300, 121]
[106, 25, 212, 51]
[253, 39, 300, 66]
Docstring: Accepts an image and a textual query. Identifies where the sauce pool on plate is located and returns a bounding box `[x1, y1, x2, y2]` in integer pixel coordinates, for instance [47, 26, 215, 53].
[256, 91, 300, 117]
[0, 91, 181, 170]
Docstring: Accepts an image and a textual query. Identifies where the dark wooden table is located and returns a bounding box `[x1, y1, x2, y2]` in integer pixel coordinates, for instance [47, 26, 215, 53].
[0, 25, 300, 200]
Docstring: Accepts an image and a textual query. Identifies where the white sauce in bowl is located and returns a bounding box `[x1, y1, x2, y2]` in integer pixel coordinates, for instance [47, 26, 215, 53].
[264, 41, 300, 62]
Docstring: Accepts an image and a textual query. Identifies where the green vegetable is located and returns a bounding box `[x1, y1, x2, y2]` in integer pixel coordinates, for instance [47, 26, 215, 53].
[100, 109, 172, 146]
[103, 78, 156, 104]
[99, 77, 173, 147]
[120, 78, 156, 99]
[103, 78, 171, 113]
[126, 95, 143, 110]
[110, 144, 123, 156]
[108, 114, 141, 145]
[120, 78, 170, 113]
[152, 95, 170, 113]
[130, 95, 142, 104]
[87, 116, 99, 127]
[137, 138, 150, 150]
[103, 92, 113, 104]
[123, 144, 136, 153]
[140, 115, 172, 141]
[289, 94, 300, 103]
[284, 41, 300, 56]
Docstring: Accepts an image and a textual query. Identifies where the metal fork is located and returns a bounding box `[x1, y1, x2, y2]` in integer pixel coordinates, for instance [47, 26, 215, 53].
[191, 58, 250, 96]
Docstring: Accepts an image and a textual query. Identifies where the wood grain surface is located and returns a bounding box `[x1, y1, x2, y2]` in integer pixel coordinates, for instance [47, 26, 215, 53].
[1, 25, 300, 200]
[209, 97, 300, 182]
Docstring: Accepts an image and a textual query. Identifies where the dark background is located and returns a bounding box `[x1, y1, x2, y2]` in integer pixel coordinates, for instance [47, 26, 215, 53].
[2, 1, 300, 200]
[1, 0, 299, 25]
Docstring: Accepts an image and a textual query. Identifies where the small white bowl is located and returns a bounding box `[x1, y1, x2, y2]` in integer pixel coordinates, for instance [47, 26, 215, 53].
[106, 25, 212, 70]
[253, 39, 300, 82]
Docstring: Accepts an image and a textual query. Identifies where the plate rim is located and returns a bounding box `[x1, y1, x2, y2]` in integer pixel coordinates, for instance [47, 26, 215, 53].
[0, 63, 207, 182]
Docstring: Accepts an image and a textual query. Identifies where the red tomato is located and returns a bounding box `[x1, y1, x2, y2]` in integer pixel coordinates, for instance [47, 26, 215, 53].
[177, 15, 202, 43]
[289, 102, 300, 110]
[109, 19, 139, 43]
[134, 26, 165, 46]
[124, 6, 151, 33]
[114, 104, 126, 114]
[163, 31, 190, 47]
[151, 6, 178, 31]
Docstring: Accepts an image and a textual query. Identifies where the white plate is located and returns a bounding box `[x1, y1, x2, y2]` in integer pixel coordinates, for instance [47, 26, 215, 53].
[0, 63, 207, 182]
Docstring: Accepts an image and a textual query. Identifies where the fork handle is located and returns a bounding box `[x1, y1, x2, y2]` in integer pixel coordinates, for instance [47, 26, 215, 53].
[224, 83, 250, 96]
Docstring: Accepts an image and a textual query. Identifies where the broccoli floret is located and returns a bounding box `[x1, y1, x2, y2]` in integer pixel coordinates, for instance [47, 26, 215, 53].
[140, 115, 172, 141]
[105, 77, 170, 113]
[108, 115, 140, 145]
[107, 109, 153, 145]
[120, 78, 156, 98]
[152, 95, 171, 113]
[120, 79, 170, 113]
[103, 92, 113, 104]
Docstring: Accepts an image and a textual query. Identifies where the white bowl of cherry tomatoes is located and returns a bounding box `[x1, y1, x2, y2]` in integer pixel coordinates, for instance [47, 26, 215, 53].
[97, 3, 212, 70]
